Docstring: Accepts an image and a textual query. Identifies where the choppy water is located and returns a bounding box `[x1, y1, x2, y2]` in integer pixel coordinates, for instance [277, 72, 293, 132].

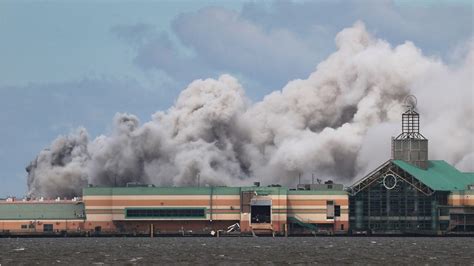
[0, 237, 473, 265]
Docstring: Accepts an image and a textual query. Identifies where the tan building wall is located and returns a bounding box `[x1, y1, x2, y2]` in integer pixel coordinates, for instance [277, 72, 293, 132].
[287, 194, 349, 232]
[81, 187, 348, 234]
[448, 191, 474, 206]
[1, 219, 85, 233]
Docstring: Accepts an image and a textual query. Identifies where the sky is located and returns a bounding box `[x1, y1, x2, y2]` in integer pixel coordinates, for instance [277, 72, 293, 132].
[0, 0, 473, 197]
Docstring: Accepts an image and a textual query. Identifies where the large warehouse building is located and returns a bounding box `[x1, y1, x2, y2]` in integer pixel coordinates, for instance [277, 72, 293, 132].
[82, 184, 348, 235]
[0, 183, 348, 236]
[0, 201, 85, 234]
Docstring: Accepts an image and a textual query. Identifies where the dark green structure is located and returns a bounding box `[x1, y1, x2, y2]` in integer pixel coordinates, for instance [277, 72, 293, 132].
[348, 100, 474, 234]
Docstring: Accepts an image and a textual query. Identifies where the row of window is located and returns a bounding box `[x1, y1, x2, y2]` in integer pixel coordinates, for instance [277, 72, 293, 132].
[20, 224, 53, 231]
[126, 208, 205, 218]
[20, 224, 35, 229]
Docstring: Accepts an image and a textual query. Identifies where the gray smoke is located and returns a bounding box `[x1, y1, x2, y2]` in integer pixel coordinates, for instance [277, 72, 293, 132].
[26, 22, 474, 197]
[26, 128, 90, 198]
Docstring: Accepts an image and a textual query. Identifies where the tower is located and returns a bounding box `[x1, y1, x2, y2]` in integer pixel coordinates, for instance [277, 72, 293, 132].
[391, 95, 428, 169]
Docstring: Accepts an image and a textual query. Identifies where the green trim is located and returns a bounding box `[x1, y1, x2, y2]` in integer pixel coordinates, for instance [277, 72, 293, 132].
[83, 186, 293, 196]
[288, 190, 347, 195]
[83, 186, 347, 196]
[209, 211, 241, 214]
[450, 190, 474, 195]
[85, 208, 123, 212]
[84, 187, 242, 196]
[288, 217, 318, 230]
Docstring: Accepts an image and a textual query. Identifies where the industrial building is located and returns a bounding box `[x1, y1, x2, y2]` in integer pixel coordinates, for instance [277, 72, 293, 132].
[0, 183, 348, 236]
[0, 200, 85, 235]
[348, 97, 474, 234]
[1, 96, 472, 237]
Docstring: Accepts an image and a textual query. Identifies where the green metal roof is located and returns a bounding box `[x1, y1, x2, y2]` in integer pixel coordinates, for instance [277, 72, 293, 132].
[0, 202, 85, 220]
[393, 160, 474, 191]
[83, 187, 242, 196]
[287, 190, 347, 195]
[83, 186, 344, 196]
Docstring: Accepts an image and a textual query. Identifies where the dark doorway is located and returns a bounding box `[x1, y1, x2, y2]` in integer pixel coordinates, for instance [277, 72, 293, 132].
[251, 205, 271, 223]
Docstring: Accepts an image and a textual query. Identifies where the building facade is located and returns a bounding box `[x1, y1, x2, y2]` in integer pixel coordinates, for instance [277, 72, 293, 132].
[0, 201, 85, 235]
[0, 184, 348, 236]
[348, 100, 474, 234]
[82, 185, 348, 235]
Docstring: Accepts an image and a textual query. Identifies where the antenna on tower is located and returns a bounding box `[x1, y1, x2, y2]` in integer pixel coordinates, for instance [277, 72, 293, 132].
[396, 95, 425, 140]
[392, 94, 428, 169]
[403, 95, 417, 112]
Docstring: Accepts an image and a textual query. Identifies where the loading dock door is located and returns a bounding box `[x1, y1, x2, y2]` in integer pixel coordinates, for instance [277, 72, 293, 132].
[250, 198, 271, 223]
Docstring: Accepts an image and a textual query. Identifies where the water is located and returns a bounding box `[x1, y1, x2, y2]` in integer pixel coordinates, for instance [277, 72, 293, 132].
[0, 237, 473, 265]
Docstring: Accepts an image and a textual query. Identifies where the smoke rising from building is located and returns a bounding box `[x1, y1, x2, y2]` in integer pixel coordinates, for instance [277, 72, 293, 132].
[26, 22, 474, 198]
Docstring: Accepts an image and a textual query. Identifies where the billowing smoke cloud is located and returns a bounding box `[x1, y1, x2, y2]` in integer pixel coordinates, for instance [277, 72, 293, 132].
[26, 22, 473, 198]
[26, 128, 90, 198]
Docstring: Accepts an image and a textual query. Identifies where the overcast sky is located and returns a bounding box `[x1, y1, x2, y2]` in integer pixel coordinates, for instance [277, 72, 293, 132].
[0, 0, 472, 197]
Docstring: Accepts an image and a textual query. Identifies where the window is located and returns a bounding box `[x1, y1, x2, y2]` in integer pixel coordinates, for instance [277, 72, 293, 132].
[126, 208, 205, 218]
[21, 224, 28, 229]
[326, 201, 334, 219]
[439, 208, 449, 216]
[335, 205, 341, 217]
[43, 224, 53, 232]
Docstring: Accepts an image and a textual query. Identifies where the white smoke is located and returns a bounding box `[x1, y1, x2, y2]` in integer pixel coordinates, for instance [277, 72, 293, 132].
[26, 22, 474, 197]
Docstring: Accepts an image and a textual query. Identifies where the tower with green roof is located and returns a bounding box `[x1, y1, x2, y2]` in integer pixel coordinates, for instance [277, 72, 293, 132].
[348, 95, 474, 235]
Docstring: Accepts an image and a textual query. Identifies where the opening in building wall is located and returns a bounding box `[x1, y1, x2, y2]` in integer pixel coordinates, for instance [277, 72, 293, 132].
[335, 205, 341, 217]
[250, 197, 272, 224]
[251, 205, 271, 223]
[126, 208, 206, 218]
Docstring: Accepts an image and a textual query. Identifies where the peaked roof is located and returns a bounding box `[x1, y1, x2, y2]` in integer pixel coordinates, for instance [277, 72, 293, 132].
[393, 160, 474, 191]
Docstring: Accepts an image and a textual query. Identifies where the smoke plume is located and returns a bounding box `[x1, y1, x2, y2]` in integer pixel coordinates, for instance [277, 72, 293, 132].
[26, 22, 473, 198]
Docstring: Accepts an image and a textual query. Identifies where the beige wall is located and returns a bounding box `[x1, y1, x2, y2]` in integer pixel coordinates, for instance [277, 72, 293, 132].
[0, 220, 85, 233]
[449, 192, 474, 206]
[82, 192, 348, 233]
